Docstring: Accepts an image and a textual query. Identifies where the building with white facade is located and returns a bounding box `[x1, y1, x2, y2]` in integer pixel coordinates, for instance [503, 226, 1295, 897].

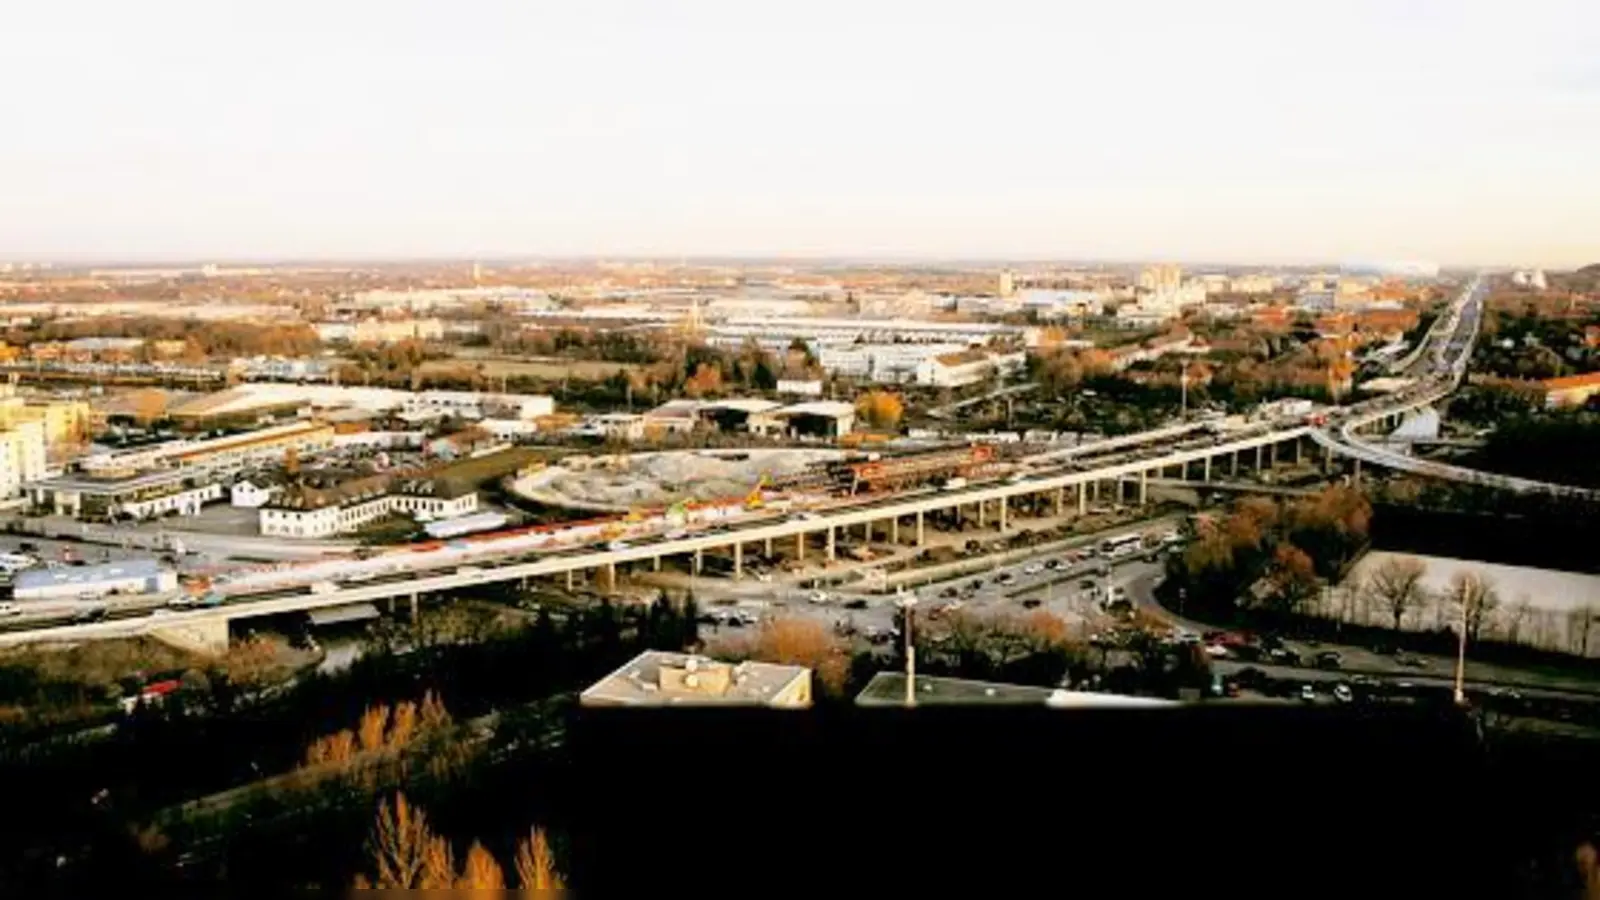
[259, 478, 479, 539]
[315, 318, 445, 345]
[915, 350, 1027, 388]
[12, 558, 178, 601]
[815, 343, 971, 384]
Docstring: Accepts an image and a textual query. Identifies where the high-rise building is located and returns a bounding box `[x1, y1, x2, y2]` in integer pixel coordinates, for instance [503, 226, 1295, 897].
[998, 270, 1016, 298]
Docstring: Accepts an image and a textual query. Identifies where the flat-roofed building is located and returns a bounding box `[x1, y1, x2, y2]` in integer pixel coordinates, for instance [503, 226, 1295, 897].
[28, 469, 222, 520]
[581, 651, 812, 708]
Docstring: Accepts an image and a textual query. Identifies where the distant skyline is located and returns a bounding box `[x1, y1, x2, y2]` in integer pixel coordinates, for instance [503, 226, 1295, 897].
[4, 0, 1598, 268]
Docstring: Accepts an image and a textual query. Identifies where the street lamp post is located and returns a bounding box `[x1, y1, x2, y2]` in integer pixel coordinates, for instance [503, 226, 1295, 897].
[1453, 602, 1469, 706]
[897, 588, 919, 707]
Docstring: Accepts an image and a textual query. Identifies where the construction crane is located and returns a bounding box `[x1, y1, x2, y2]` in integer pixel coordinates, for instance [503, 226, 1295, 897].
[744, 473, 771, 510]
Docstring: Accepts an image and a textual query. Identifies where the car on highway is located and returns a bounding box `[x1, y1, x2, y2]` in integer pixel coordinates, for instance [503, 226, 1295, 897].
[996, 573, 1017, 586]
[1299, 684, 1317, 703]
[1314, 650, 1342, 670]
[607, 540, 631, 552]
[1268, 647, 1301, 666]
[1023, 563, 1044, 575]
[788, 511, 820, 522]
[1332, 683, 1354, 703]
[808, 590, 830, 605]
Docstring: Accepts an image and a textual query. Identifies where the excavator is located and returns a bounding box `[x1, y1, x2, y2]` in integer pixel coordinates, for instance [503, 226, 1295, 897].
[744, 473, 771, 510]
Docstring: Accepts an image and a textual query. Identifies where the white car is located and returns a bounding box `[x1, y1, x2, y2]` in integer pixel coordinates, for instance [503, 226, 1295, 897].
[1332, 684, 1354, 703]
[808, 590, 830, 604]
[1204, 644, 1231, 658]
[1023, 563, 1044, 575]
[607, 540, 631, 551]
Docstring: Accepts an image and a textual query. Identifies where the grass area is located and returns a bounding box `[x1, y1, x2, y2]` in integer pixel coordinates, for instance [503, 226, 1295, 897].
[433, 446, 544, 487]
[421, 356, 644, 381]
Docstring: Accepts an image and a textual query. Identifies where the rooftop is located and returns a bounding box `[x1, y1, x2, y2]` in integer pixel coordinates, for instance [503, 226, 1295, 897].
[13, 557, 167, 591]
[581, 650, 811, 707]
[32, 468, 192, 495]
[855, 673, 1177, 708]
[1542, 371, 1600, 391]
[774, 400, 855, 419]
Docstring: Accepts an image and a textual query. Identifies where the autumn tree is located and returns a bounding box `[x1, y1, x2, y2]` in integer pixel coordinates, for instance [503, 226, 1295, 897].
[457, 841, 506, 889]
[367, 793, 435, 889]
[683, 362, 723, 398]
[1444, 570, 1500, 642]
[1365, 556, 1429, 631]
[854, 390, 905, 431]
[1265, 543, 1318, 614]
[514, 827, 566, 891]
[358, 704, 391, 753]
[747, 616, 850, 697]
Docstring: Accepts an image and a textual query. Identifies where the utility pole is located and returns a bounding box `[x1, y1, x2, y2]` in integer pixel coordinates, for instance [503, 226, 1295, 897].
[1453, 601, 1469, 705]
[1180, 360, 1190, 420]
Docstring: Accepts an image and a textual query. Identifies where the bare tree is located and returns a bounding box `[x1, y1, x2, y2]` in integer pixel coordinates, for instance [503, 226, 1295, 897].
[1504, 596, 1533, 646]
[1364, 556, 1429, 632]
[1445, 570, 1500, 642]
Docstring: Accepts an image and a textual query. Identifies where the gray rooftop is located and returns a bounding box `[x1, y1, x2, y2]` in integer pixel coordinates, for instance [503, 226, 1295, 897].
[856, 673, 1177, 708]
[13, 557, 168, 591]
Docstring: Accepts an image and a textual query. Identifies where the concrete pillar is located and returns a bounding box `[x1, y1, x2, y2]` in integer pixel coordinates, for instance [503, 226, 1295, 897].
[1255, 445, 1263, 470]
[978, 501, 986, 529]
[410, 593, 419, 619]
[693, 549, 703, 575]
[1353, 458, 1362, 484]
[1055, 486, 1065, 516]
[765, 536, 773, 556]
[1078, 484, 1087, 515]
[796, 532, 806, 560]
[916, 510, 925, 546]
[1203, 455, 1211, 482]
[653, 555, 661, 572]
[733, 542, 743, 579]
[826, 527, 836, 561]
[606, 561, 617, 588]
[566, 569, 574, 590]
[890, 516, 899, 544]
[998, 497, 1008, 531]
[1139, 470, 1148, 505]
[1291, 439, 1300, 464]
[1232, 451, 1239, 476]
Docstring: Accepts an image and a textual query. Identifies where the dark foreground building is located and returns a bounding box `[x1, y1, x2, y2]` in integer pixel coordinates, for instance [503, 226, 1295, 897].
[569, 702, 1500, 896]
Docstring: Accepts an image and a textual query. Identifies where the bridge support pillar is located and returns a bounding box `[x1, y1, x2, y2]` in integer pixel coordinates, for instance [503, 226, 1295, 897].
[566, 569, 575, 590]
[998, 498, 1008, 531]
[765, 537, 773, 557]
[796, 532, 806, 561]
[890, 517, 899, 544]
[915, 510, 925, 546]
[1255, 444, 1263, 470]
[1231, 451, 1239, 476]
[693, 549, 703, 575]
[150, 617, 230, 657]
[410, 593, 419, 620]
[733, 543, 743, 580]
[826, 528, 836, 561]
[1139, 470, 1148, 505]
[977, 501, 986, 529]
[1353, 458, 1362, 485]
[605, 562, 617, 590]
[1203, 456, 1211, 482]
[1055, 486, 1065, 516]
[653, 555, 661, 572]
[1077, 484, 1087, 515]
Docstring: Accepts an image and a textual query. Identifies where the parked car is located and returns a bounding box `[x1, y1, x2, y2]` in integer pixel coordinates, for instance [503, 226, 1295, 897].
[1314, 651, 1343, 670]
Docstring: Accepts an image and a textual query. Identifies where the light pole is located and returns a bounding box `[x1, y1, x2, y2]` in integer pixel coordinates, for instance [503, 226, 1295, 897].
[897, 587, 919, 707]
[1453, 601, 1469, 706]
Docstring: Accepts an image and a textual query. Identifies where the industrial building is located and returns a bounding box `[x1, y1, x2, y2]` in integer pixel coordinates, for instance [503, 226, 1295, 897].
[915, 349, 1026, 388]
[167, 383, 555, 424]
[11, 558, 177, 601]
[580, 651, 813, 708]
[28, 469, 223, 520]
[79, 420, 337, 477]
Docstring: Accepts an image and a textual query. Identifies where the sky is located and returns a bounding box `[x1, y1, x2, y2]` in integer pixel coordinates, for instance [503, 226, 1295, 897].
[3, 0, 1598, 267]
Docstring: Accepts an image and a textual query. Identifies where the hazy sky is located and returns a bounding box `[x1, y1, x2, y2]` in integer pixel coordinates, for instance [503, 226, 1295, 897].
[4, 0, 1598, 266]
